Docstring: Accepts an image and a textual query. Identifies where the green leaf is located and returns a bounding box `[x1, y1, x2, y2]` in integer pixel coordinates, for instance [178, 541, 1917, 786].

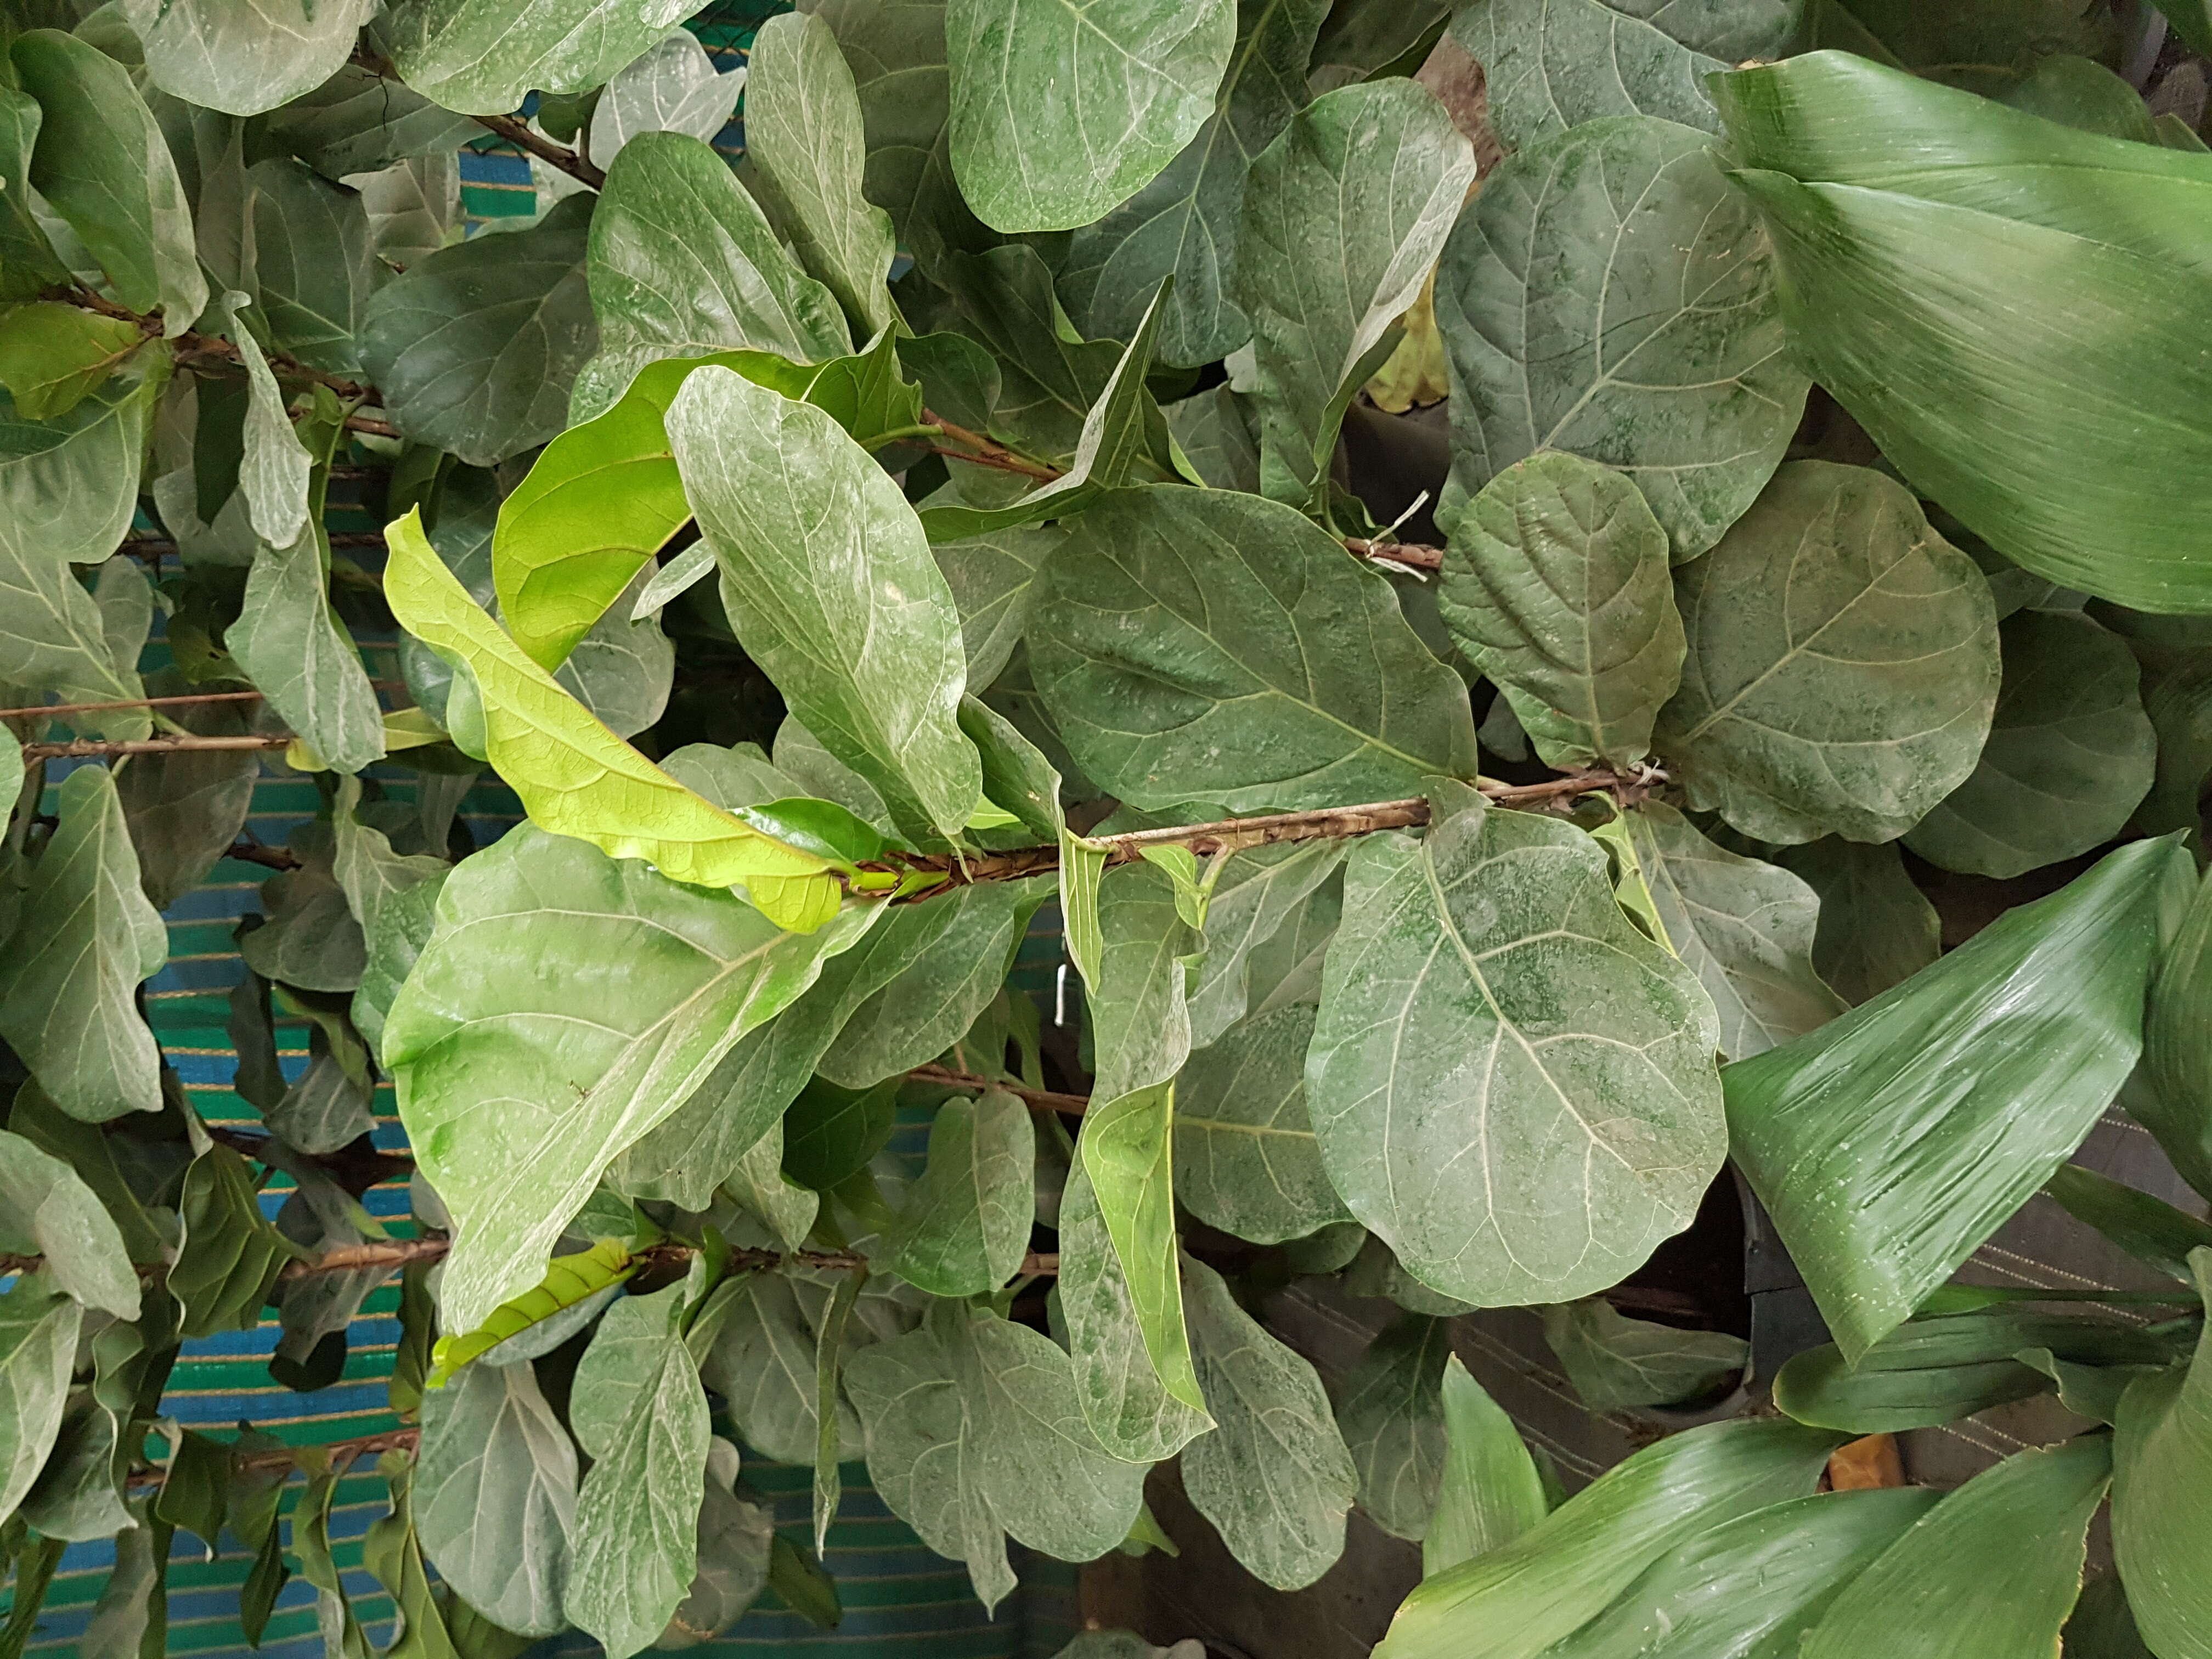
[1307, 792, 1726, 1307]
[932, 246, 1122, 460]
[1656, 462, 2000, 844]
[555, 563, 674, 741]
[172, 1141, 302, 1338]
[266, 64, 478, 179]
[931, 522, 1062, 688]
[122, 0, 377, 116]
[0, 1128, 138, 1318]
[1436, 115, 1804, 561]
[0, 766, 166, 1122]
[11, 30, 206, 330]
[360, 194, 597, 469]
[384, 825, 876, 1332]
[2047, 1165, 2212, 1284]
[333, 781, 449, 1054]
[746, 12, 900, 342]
[211, 296, 312, 550]
[383, 0, 698, 115]
[2145, 866, 2212, 1198]
[1725, 835, 2194, 1363]
[944, 0, 1237, 233]
[0, 303, 144, 421]
[782, 1074, 901, 1190]
[0, 86, 69, 301]
[1163, 383, 1259, 491]
[1424, 1355, 1547, 1579]
[1541, 1299, 1748, 1412]
[1774, 1307, 2175, 1434]
[1175, 1002, 1348, 1245]
[1627, 802, 1846, 1059]
[1801, 1436, 2112, 1659]
[239, 827, 365, 993]
[416, 1346, 578, 1636]
[1438, 450, 1686, 770]
[1181, 1255, 1357, 1590]
[2066, 1575, 2159, 1659]
[845, 1299, 1148, 1613]
[1059, 0, 1332, 369]
[2112, 1249, 2212, 1659]
[884, 1089, 1035, 1296]
[1239, 77, 1475, 513]
[1712, 52, 2212, 612]
[1543, 1486, 1938, 1659]
[1451, 0, 1799, 151]
[1335, 1312, 1451, 1542]
[1771, 837, 1938, 1007]
[584, 133, 850, 412]
[565, 1283, 713, 1659]
[588, 29, 746, 168]
[383, 509, 843, 923]
[1185, 838, 1345, 1047]
[0, 1276, 80, 1520]
[664, 1437, 775, 1645]
[2002, 53, 2157, 142]
[245, 156, 382, 376]
[691, 1271, 855, 1466]
[667, 364, 981, 847]
[1903, 609, 2155, 878]
[1030, 484, 1477, 811]
[812, 1266, 864, 1554]
[230, 494, 388, 778]
[1375, 1418, 1843, 1659]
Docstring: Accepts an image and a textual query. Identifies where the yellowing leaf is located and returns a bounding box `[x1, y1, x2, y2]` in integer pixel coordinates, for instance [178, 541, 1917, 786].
[382, 507, 840, 929]
[426, 1239, 638, 1389]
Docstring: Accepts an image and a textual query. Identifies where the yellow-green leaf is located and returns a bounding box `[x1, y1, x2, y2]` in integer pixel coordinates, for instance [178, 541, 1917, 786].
[426, 1239, 638, 1389]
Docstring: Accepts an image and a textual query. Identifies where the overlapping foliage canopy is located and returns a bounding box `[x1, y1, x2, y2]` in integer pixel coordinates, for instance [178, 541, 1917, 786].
[3, 1, 2212, 1657]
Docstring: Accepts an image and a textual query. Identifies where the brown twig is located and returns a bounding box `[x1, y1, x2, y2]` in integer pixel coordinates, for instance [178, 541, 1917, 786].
[345, 412, 401, 439]
[54, 286, 380, 404]
[20, 734, 294, 761]
[1344, 537, 1445, 572]
[278, 1238, 448, 1279]
[907, 1064, 1090, 1118]
[222, 839, 302, 873]
[921, 410, 1064, 482]
[0, 690, 264, 722]
[472, 111, 607, 189]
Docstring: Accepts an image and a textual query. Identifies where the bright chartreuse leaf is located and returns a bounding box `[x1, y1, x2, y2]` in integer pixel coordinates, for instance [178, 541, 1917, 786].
[846, 1299, 1148, 1613]
[0, 304, 146, 421]
[666, 364, 981, 847]
[1903, 608, 2155, 878]
[2112, 1249, 2212, 1659]
[383, 824, 877, 1332]
[1627, 802, 1847, 1059]
[382, 0, 696, 115]
[383, 507, 844, 923]
[583, 133, 850, 416]
[0, 766, 166, 1123]
[1425, 1356, 1547, 1578]
[0, 1129, 138, 1318]
[1541, 1487, 1937, 1659]
[883, 1088, 1035, 1297]
[1375, 1418, 1844, 1659]
[563, 1283, 712, 1659]
[588, 29, 746, 170]
[1335, 1313, 1452, 1543]
[1059, 0, 1332, 369]
[415, 1354, 578, 1637]
[744, 12, 900, 342]
[359, 194, 597, 469]
[944, 0, 1237, 234]
[1656, 462, 2000, 844]
[1238, 77, 1475, 514]
[10, 29, 206, 331]
[1541, 1299, 1747, 1413]
[1175, 1002, 1348, 1245]
[1800, 1436, 2112, 1659]
[1308, 790, 1725, 1308]
[121, 0, 377, 115]
[1713, 52, 2212, 611]
[1437, 450, 1686, 770]
[1725, 834, 2194, 1363]
[1773, 836, 1939, 1006]
[1452, 0, 1801, 151]
[1030, 485, 1476, 811]
[1180, 1254, 1357, 1591]
[0, 1277, 80, 1522]
[1435, 115, 1805, 561]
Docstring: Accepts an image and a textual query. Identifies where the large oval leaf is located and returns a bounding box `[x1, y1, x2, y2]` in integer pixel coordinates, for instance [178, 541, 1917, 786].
[385, 0, 694, 115]
[1435, 115, 1805, 561]
[1307, 789, 1725, 1308]
[1656, 461, 2000, 844]
[1724, 834, 2194, 1363]
[1175, 1002, 1350, 1246]
[1029, 486, 1477, 812]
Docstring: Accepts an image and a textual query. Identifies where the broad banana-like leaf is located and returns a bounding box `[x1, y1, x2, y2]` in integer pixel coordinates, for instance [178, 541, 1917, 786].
[1424, 1356, 1547, 1579]
[1725, 835, 2195, 1362]
[2112, 1248, 2212, 1659]
[2145, 864, 2212, 1199]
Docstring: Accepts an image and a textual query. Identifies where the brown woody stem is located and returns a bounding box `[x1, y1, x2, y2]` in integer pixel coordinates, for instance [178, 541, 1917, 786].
[0, 690, 264, 721]
[472, 111, 607, 189]
[19, 734, 295, 761]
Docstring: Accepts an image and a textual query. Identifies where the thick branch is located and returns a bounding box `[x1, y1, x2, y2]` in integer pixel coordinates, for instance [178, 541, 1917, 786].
[19, 734, 294, 761]
[221, 839, 302, 873]
[472, 111, 606, 189]
[1344, 536, 1444, 572]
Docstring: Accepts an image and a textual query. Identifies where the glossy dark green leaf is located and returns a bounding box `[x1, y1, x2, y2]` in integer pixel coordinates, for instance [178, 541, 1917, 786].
[1727, 836, 2194, 1362]
[266, 64, 478, 179]
[117, 693, 259, 911]
[2046, 1164, 2212, 1283]
[1031, 485, 1476, 811]
[1436, 115, 1804, 561]
[171, 1141, 300, 1338]
[1424, 1355, 1547, 1579]
[1541, 1299, 1747, 1412]
[1335, 1312, 1451, 1543]
[382, 0, 697, 115]
[1376, 1418, 1844, 1659]
[2066, 1575, 2158, 1659]
[360, 194, 597, 469]
[1801, 1435, 2112, 1659]
[2142, 865, 2212, 1198]
[1308, 791, 1725, 1308]
[944, 0, 1237, 233]
[1239, 77, 1475, 512]
[1657, 462, 2000, 844]
[0, 86, 69, 301]
[1772, 837, 1939, 1007]
[2113, 1249, 2212, 1659]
